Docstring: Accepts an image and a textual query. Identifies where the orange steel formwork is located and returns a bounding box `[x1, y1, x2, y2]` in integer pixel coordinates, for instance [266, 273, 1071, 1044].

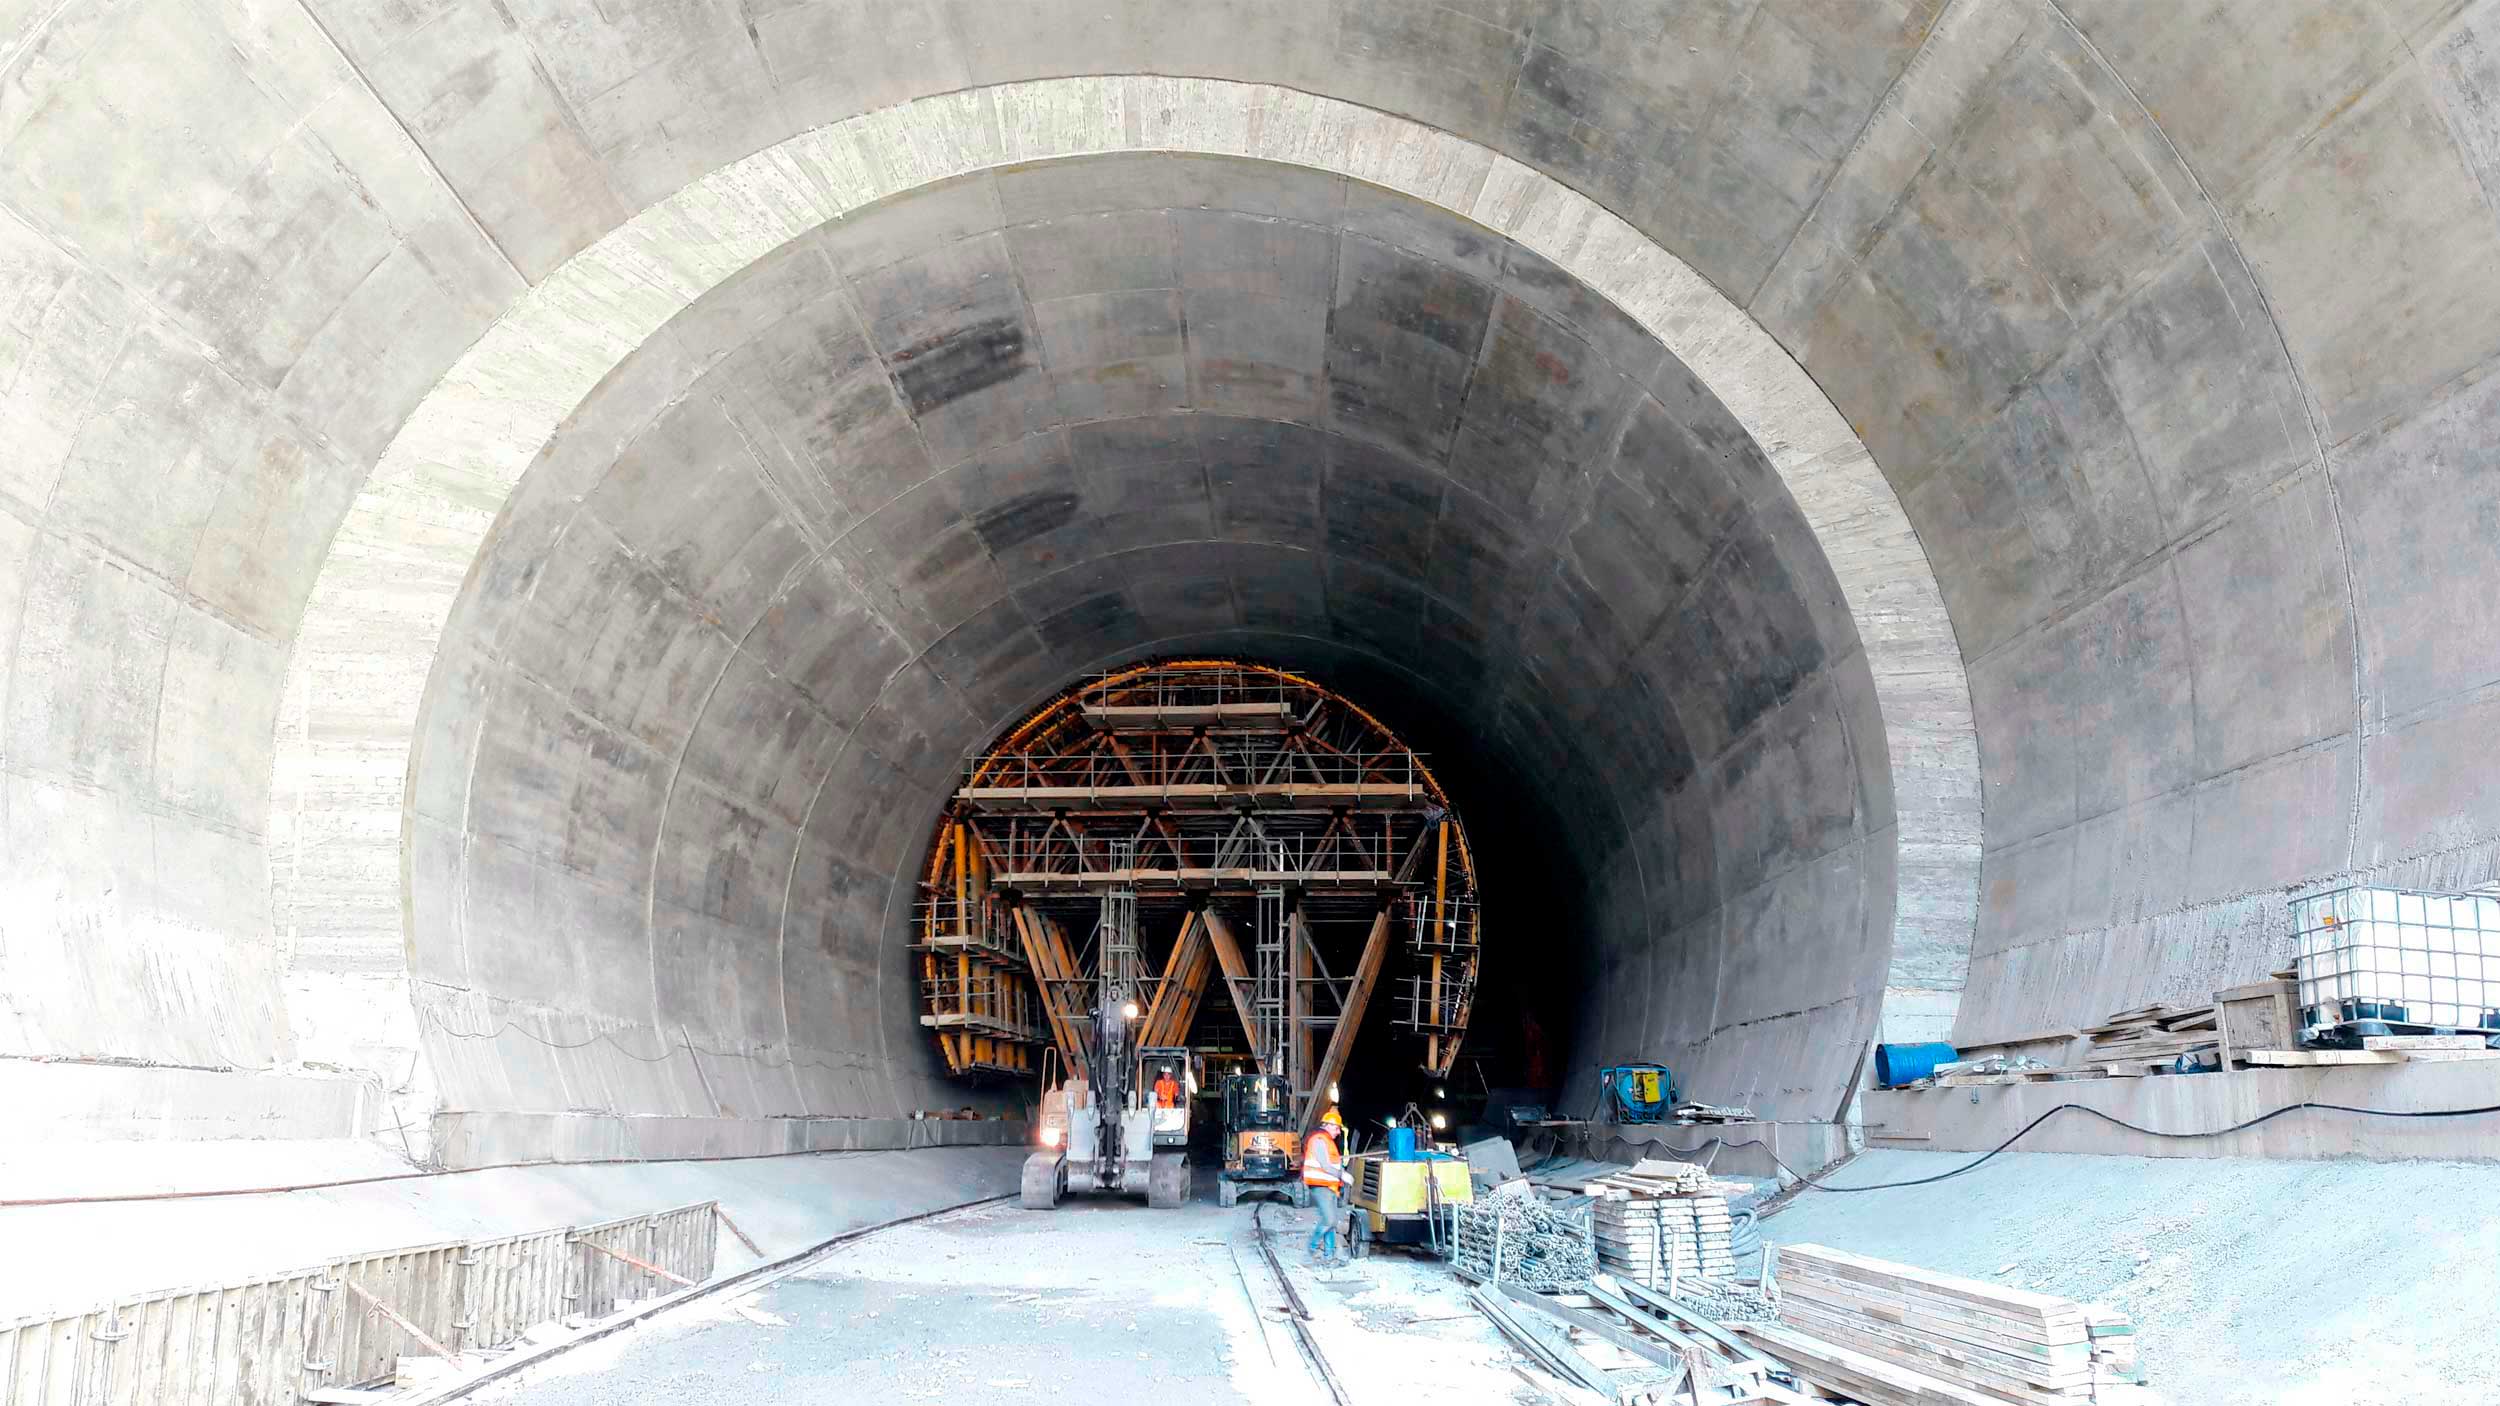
[912, 661, 1482, 1124]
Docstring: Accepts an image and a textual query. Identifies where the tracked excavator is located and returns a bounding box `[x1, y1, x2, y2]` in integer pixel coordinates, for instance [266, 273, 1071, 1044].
[1020, 1001, 1191, 1209]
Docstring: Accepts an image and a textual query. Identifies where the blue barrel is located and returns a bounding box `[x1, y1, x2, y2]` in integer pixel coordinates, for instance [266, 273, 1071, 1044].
[1874, 1041, 1958, 1087]
[1387, 1125, 1422, 1160]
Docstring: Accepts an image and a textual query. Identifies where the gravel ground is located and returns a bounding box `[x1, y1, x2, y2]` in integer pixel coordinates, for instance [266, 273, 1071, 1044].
[1761, 1149, 2500, 1406]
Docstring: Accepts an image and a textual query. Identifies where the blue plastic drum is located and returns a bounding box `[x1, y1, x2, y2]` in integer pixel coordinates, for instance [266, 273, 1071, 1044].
[1874, 1041, 1959, 1087]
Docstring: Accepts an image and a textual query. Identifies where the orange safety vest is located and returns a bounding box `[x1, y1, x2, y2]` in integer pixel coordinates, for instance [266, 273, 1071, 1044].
[1301, 1128, 1344, 1188]
[1154, 1075, 1179, 1108]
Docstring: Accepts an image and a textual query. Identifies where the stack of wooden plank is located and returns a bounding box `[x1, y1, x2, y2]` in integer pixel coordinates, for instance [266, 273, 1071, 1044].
[2083, 1306, 2138, 1389]
[2081, 1003, 2217, 1068]
[1764, 1244, 2154, 1404]
[1585, 1160, 1736, 1288]
[1589, 1158, 1717, 1195]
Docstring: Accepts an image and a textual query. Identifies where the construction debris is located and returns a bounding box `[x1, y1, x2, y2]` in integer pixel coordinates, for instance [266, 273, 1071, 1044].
[1654, 1275, 1779, 1328]
[1754, 1244, 2156, 1404]
[1470, 1280, 1812, 1404]
[1926, 980, 2500, 1088]
[2080, 1004, 2218, 1069]
[1449, 1176, 2166, 1406]
[1673, 1102, 1758, 1124]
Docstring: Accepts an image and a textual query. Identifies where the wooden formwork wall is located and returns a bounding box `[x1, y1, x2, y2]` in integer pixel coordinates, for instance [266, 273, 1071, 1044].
[0, 1202, 720, 1406]
[567, 1204, 720, 1321]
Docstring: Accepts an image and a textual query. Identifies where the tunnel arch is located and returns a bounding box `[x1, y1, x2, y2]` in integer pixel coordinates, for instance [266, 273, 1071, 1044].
[272, 82, 1980, 1158]
[371, 147, 1909, 1158]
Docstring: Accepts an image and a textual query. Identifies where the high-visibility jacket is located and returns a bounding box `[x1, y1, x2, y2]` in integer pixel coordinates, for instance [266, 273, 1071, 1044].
[1301, 1128, 1344, 1189]
[1154, 1075, 1180, 1108]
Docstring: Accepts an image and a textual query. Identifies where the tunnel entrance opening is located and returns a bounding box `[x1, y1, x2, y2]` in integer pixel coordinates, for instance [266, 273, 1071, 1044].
[911, 659, 1487, 1137]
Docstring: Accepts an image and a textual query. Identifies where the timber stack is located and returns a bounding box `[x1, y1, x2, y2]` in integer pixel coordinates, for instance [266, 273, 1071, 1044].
[1757, 1244, 2153, 1404]
[1586, 1158, 1737, 1288]
[2080, 1003, 2217, 1069]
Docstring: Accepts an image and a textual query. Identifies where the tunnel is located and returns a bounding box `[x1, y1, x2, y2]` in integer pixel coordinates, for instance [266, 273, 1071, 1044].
[376, 153, 1900, 1156]
[8, 1, 2500, 1398]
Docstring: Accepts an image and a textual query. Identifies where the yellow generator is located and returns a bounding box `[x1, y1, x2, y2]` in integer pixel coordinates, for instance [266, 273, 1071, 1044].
[1345, 1142, 1473, 1254]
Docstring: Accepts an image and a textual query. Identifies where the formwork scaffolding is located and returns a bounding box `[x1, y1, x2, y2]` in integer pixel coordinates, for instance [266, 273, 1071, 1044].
[912, 660, 1485, 1133]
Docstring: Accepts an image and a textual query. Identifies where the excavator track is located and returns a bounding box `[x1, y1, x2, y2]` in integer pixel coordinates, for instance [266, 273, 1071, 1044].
[1019, 1152, 1065, 1210]
[1146, 1151, 1188, 1208]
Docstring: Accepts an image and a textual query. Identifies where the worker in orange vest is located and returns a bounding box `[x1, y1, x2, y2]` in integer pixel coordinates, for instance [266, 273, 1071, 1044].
[1302, 1106, 1347, 1262]
[1154, 1068, 1181, 1109]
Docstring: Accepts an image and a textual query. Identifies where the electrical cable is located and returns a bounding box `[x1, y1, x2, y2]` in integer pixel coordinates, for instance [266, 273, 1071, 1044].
[1574, 1094, 2500, 1197]
[1748, 1096, 2500, 1195]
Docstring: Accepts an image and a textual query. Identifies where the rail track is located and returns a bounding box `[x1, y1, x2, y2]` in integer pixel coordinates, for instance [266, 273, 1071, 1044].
[1245, 1198, 1354, 1406]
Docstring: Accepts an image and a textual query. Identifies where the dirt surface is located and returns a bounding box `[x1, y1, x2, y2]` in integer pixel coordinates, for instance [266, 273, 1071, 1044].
[1763, 1149, 2500, 1406]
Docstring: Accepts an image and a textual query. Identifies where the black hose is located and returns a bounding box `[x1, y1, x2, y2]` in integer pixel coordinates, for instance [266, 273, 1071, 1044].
[1757, 1096, 2500, 1194]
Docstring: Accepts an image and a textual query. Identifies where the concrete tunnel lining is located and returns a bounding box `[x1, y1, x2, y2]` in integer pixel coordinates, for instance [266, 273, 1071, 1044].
[28, 0, 2500, 1178]
[379, 142, 1937, 1159]
[258, 82, 1980, 1160]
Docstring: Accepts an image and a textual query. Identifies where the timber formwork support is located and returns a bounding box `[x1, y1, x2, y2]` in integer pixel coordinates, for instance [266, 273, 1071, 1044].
[912, 661, 1487, 1101]
[913, 820, 1038, 1077]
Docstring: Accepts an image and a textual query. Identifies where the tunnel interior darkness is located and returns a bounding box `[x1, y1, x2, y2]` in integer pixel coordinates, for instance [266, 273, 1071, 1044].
[403, 155, 1894, 1139]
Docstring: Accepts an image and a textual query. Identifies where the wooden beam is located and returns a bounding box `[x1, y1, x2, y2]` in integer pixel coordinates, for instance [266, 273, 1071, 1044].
[1011, 905, 1088, 1074]
[1300, 905, 1393, 1139]
[1140, 912, 1208, 1047]
[1147, 925, 1213, 1049]
[1198, 907, 1265, 1070]
[1430, 819, 1448, 1072]
[713, 1207, 763, 1257]
[342, 1280, 457, 1363]
[575, 1237, 696, 1288]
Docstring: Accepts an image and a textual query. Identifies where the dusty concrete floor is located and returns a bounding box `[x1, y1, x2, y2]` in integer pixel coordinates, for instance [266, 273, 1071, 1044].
[471, 1183, 1537, 1405]
[451, 1147, 2500, 1405]
[1764, 1149, 2500, 1406]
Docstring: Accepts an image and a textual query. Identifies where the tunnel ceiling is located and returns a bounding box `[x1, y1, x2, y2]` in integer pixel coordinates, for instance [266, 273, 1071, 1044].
[437, 154, 1862, 827]
[408, 155, 1889, 1129]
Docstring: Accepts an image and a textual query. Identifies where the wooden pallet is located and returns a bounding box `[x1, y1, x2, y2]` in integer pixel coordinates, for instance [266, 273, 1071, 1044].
[1766, 1246, 2147, 1406]
[2241, 1046, 2500, 1066]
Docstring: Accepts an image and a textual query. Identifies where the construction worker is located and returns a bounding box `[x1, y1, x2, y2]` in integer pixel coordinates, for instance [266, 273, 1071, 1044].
[1302, 1107, 1346, 1262]
[1154, 1066, 1181, 1109]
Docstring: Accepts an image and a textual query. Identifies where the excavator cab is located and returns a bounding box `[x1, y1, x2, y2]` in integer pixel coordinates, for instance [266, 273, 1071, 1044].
[1138, 1046, 1193, 1151]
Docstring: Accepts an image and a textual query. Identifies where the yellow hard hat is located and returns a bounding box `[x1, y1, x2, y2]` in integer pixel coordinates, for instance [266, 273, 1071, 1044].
[1320, 1106, 1344, 1129]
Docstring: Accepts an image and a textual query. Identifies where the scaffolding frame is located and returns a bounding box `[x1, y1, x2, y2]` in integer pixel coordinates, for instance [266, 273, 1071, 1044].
[910, 661, 1485, 1117]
